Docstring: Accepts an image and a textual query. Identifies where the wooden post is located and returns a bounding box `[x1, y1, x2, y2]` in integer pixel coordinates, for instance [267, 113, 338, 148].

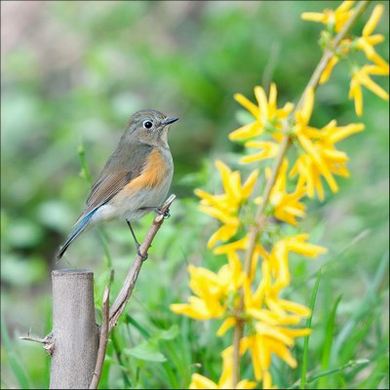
[50, 270, 99, 389]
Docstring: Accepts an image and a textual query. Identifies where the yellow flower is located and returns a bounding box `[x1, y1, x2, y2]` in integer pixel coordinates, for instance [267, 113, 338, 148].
[247, 276, 312, 329]
[301, 1, 355, 32]
[214, 236, 268, 287]
[349, 65, 389, 116]
[319, 55, 339, 85]
[240, 322, 310, 388]
[190, 347, 257, 389]
[292, 89, 365, 199]
[229, 83, 293, 162]
[267, 234, 327, 292]
[355, 4, 389, 70]
[195, 160, 259, 249]
[214, 234, 320, 337]
[256, 159, 306, 225]
[240, 333, 294, 386]
[241, 140, 280, 164]
[236, 263, 312, 389]
[170, 260, 245, 321]
[170, 265, 225, 320]
[243, 257, 312, 325]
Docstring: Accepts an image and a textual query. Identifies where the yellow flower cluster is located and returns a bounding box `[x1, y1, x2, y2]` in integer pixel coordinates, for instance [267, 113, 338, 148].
[301, 0, 355, 32]
[291, 89, 364, 200]
[172, 158, 327, 387]
[195, 160, 258, 249]
[230, 84, 365, 200]
[170, 260, 243, 321]
[229, 83, 293, 163]
[171, 2, 388, 389]
[257, 159, 306, 225]
[171, 232, 326, 388]
[303, 2, 389, 116]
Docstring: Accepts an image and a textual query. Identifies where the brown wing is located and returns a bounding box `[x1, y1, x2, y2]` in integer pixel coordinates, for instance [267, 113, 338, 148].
[82, 141, 153, 215]
[84, 170, 132, 213]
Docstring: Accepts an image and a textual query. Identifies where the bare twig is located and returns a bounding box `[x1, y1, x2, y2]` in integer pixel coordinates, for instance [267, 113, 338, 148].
[89, 194, 176, 388]
[108, 194, 176, 331]
[231, 1, 370, 386]
[19, 333, 54, 355]
[89, 286, 110, 389]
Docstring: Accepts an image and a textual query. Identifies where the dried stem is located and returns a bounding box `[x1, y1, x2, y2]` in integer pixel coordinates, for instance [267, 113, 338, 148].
[90, 194, 176, 387]
[89, 271, 112, 389]
[19, 333, 54, 356]
[231, 1, 369, 386]
[109, 194, 176, 331]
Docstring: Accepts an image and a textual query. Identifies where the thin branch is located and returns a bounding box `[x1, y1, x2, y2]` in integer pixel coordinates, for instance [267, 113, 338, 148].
[89, 285, 110, 389]
[108, 194, 176, 331]
[89, 270, 113, 389]
[232, 1, 370, 386]
[19, 333, 54, 356]
[19, 335, 46, 343]
[89, 194, 176, 388]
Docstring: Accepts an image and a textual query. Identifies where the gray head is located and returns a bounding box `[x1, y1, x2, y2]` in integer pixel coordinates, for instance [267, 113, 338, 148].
[126, 109, 179, 148]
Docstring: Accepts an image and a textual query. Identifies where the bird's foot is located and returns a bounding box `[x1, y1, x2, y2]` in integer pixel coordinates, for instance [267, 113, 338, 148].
[156, 207, 170, 219]
[137, 245, 148, 261]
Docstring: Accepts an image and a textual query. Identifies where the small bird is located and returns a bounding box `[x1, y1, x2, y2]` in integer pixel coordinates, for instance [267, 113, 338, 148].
[57, 109, 178, 259]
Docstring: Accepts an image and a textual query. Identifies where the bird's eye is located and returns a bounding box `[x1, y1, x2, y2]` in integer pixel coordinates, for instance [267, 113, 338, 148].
[143, 120, 153, 129]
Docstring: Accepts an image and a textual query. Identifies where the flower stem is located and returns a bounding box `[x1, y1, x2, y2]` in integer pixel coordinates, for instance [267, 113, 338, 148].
[231, 1, 369, 387]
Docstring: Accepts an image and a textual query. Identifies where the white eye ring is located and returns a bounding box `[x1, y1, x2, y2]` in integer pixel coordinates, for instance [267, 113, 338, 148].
[143, 120, 153, 129]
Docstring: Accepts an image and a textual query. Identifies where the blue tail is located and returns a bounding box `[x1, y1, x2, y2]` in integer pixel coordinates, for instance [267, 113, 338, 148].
[56, 209, 98, 259]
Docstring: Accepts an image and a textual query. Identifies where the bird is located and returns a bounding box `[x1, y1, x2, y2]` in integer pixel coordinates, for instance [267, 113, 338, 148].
[57, 109, 178, 260]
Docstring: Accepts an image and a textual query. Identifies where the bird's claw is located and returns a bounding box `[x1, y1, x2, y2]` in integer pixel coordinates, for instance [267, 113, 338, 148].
[157, 208, 170, 219]
[137, 246, 148, 261]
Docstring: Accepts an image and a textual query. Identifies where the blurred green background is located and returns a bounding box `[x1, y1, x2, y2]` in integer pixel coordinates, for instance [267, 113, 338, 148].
[1, 1, 388, 389]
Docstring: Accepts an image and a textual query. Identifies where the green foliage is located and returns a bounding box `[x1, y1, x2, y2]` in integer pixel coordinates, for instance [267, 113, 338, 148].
[300, 271, 322, 389]
[1, 1, 388, 389]
[1, 314, 30, 389]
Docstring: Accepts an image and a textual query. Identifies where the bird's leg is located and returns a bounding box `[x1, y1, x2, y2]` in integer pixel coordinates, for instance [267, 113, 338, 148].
[126, 220, 148, 260]
[126, 220, 140, 247]
[138, 206, 170, 219]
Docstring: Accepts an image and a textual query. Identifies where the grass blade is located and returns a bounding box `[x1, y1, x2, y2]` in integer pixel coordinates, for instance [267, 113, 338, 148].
[332, 253, 388, 362]
[1, 313, 30, 389]
[317, 295, 342, 389]
[291, 359, 370, 389]
[300, 269, 322, 389]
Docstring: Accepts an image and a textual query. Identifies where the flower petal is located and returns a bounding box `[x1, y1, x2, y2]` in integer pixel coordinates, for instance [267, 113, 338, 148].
[234, 93, 260, 118]
[363, 4, 384, 37]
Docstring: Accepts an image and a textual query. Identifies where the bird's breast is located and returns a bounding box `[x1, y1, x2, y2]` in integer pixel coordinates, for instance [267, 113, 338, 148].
[105, 147, 172, 220]
[123, 147, 172, 194]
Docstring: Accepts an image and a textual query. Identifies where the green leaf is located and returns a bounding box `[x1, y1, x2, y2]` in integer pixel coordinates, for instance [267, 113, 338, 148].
[332, 253, 388, 361]
[156, 325, 179, 341]
[300, 270, 322, 389]
[317, 295, 342, 389]
[125, 315, 150, 338]
[124, 342, 167, 363]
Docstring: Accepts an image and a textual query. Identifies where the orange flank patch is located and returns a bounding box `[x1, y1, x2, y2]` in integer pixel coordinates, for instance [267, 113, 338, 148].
[123, 149, 167, 194]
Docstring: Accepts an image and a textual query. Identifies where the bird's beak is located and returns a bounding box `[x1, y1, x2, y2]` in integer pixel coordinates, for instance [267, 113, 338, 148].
[162, 117, 179, 126]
